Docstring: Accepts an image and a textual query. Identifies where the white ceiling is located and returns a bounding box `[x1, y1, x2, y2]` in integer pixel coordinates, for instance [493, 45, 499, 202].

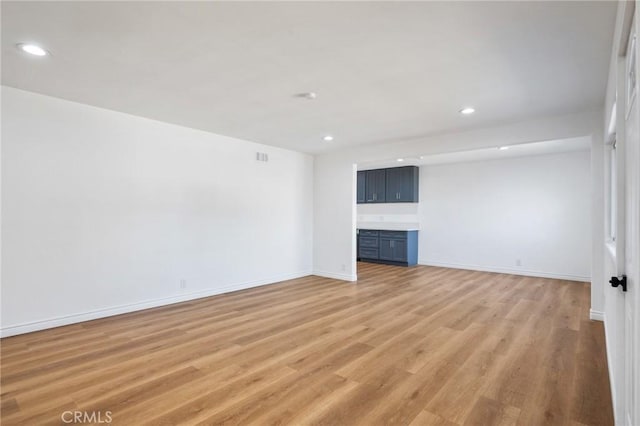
[357, 136, 591, 170]
[2, 1, 615, 154]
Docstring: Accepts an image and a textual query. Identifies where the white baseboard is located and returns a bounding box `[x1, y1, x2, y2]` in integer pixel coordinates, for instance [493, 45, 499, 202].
[312, 270, 357, 282]
[0, 270, 312, 338]
[589, 309, 605, 321]
[419, 260, 590, 282]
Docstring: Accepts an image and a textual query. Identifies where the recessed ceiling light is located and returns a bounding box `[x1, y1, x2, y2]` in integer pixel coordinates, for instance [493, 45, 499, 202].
[295, 92, 317, 100]
[459, 107, 475, 115]
[323, 135, 334, 142]
[498, 146, 509, 150]
[17, 43, 49, 56]
[397, 158, 404, 162]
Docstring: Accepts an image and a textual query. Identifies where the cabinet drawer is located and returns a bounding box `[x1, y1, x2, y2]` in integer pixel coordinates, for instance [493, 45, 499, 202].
[359, 237, 379, 248]
[359, 247, 379, 259]
[359, 229, 379, 237]
[379, 231, 407, 239]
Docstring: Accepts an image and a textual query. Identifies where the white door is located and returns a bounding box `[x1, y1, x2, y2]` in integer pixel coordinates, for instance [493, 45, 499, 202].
[604, 11, 638, 425]
[604, 92, 627, 424]
[623, 14, 639, 425]
[615, 11, 639, 426]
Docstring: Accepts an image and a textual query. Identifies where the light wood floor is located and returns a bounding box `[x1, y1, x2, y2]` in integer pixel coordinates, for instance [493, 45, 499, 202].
[1, 263, 613, 425]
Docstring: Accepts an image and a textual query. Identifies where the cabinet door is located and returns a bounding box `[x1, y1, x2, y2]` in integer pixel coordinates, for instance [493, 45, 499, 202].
[374, 169, 386, 202]
[365, 170, 376, 202]
[385, 168, 403, 202]
[398, 167, 419, 202]
[379, 238, 394, 260]
[385, 167, 419, 202]
[357, 171, 366, 204]
[365, 169, 386, 203]
[380, 238, 408, 261]
[392, 239, 408, 262]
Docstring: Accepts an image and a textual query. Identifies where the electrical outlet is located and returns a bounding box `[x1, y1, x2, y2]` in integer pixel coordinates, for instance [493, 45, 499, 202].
[341, 264, 346, 271]
[516, 259, 522, 267]
[180, 279, 187, 289]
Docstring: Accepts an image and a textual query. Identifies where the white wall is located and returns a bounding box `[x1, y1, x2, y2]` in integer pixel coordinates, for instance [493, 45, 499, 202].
[419, 151, 591, 281]
[312, 158, 357, 281]
[357, 203, 419, 227]
[1, 86, 314, 337]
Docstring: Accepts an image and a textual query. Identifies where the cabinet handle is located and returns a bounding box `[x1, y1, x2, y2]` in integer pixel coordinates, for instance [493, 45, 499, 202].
[391, 240, 395, 248]
[396, 192, 400, 200]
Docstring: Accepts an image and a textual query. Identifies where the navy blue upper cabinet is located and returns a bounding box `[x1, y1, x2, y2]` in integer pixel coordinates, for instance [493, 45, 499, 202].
[357, 166, 419, 204]
[357, 171, 366, 204]
[385, 166, 419, 203]
[365, 169, 386, 203]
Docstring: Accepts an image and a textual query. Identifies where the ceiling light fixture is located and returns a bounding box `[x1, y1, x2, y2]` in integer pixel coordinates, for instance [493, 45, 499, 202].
[397, 158, 404, 162]
[295, 92, 317, 100]
[323, 135, 334, 142]
[459, 107, 475, 115]
[17, 43, 49, 56]
[498, 146, 509, 150]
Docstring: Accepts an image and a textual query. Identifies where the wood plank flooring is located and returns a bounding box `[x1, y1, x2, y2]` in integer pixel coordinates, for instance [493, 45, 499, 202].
[0, 263, 613, 425]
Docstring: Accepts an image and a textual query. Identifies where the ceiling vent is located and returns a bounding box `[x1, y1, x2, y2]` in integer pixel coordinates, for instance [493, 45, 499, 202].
[256, 152, 269, 162]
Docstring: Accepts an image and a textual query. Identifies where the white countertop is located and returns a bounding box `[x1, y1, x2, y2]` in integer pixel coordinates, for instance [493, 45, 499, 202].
[357, 222, 420, 231]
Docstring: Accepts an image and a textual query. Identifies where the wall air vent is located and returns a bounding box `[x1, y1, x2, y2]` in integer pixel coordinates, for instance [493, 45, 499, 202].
[256, 152, 269, 162]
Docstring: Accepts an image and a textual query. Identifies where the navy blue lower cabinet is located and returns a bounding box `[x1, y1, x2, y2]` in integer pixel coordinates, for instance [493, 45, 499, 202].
[358, 229, 418, 266]
[379, 238, 407, 262]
